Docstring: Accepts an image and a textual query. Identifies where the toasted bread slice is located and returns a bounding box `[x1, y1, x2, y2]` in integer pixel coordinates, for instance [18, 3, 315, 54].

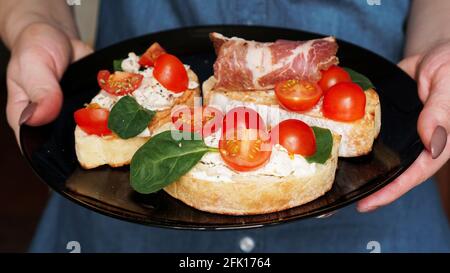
[164, 134, 340, 215]
[75, 69, 200, 169]
[203, 76, 381, 157]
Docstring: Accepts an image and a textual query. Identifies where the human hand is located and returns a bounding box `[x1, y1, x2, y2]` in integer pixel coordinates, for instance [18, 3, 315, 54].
[6, 22, 92, 143]
[357, 40, 450, 212]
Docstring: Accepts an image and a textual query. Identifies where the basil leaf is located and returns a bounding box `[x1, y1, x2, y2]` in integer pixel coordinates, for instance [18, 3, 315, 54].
[344, 67, 375, 90]
[306, 127, 333, 164]
[130, 130, 214, 194]
[108, 96, 155, 139]
[113, 59, 123, 71]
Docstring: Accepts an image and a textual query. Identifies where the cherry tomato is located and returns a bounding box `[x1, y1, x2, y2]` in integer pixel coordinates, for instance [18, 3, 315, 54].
[153, 53, 188, 93]
[222, 106, 266, 133]
[219, 128, 272, 172]
[74, 104, 112, 136]
[322, 82, 366, 122]
[97, 70, 143, 96]
[219, 107, 272, 172]
[318, 65, 351, 92]
[275, 79, 323, 111]
[138, 42, 166, 68]
[271, 119, 316, 156]
[171, 105, 224, 137]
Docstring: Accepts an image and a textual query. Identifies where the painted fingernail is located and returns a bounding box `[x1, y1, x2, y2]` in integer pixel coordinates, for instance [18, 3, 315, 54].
[430, 126, 447, 159]
[19, 102, 37, 125]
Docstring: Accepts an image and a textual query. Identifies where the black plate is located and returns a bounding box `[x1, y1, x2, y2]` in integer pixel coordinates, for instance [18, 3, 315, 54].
[20, 26, 423, 230]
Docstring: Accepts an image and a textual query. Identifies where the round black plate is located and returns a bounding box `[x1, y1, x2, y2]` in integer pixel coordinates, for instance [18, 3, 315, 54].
[20, 26, 423, 230]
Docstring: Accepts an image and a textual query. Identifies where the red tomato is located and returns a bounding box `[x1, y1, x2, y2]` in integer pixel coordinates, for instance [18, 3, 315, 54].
[322, 82, 366, 122]
[74, 105, 112, 136]
[275, 79, 323, 111]
[97, 70, 143, 96]
[171, 105, 224, 137]
[219, 107, 271, 172]
[222, 106, 266, 133]
[318, 65, 351, 92]
[219, 128, 272, 172]
[271, 119, 316, 156]
[153, 53, 188, 93]
[138, 42, 166, 68]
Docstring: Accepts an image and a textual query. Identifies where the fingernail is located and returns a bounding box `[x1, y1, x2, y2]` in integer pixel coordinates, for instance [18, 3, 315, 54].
[430, 126, 447, 159]
[19, 102, 37, 125]
[358, 205, 379, 213]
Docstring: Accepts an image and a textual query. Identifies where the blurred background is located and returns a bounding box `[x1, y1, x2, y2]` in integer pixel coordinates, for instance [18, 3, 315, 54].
[0, 0, 448, 252]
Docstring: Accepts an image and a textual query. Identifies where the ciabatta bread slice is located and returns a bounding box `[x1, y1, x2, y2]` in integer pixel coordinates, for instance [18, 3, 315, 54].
[75, 69, 200, 169]
[164, 133, 341, 215]
[202, 76, 380, 157]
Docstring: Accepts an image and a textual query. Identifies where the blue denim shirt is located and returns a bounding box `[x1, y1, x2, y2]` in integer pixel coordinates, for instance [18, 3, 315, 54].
[30, 0, 450, 253]
[97, 0, 410, 62]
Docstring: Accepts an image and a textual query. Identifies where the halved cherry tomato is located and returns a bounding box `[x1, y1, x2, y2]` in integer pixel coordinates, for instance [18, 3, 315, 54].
[322, 82, 366, 122]
[275, 79, 323, 111]
[153, 53, 188, 93]
[74, 104, 112, 136]
[271, 119, 316, 156]
[219, 128, 272, 172]
[219, 107, 272, 172]
[318, 65, 351, 92]
[97, 70, 143, 96]
[138, 42, 166, 68]
[222, 106, 266, 132]
[171, 105, 224, 137]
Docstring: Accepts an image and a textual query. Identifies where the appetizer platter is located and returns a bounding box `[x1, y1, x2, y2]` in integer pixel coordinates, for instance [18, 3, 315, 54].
[20, 26, 423, 229]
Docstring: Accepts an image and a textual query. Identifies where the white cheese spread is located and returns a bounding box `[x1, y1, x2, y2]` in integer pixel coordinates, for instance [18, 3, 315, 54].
[90, 90, 120, 110]
[89, 52, 198, 137]
[188, 128, 317, 182]
[121, 52, 140, 73]
[131, 67, 183, 111]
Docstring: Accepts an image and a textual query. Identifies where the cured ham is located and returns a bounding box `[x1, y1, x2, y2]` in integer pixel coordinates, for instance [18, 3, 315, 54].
[210, 32, 338, 91]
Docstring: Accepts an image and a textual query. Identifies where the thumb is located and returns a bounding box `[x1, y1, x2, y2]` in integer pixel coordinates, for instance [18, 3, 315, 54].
[70, 39, 94, 62]
[397, 54, 422, 79]
[6, 23, 92, 142]
[415, 43, 450, 159]
[417, 67, 450, 159]
[6, 57, 64, 129]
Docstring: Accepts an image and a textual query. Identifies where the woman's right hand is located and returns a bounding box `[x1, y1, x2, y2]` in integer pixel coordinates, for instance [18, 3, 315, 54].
[6, 22, 93, 143]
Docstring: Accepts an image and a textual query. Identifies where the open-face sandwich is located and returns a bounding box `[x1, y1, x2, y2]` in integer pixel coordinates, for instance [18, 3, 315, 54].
[75, 34, 381, 215]
[203, 33, 381, 157]
[129, 32, 382, 215]
[74, 43, 200, 169]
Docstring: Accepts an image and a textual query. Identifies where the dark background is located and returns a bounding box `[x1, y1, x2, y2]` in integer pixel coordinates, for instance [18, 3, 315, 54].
[0, 40, 448, 252]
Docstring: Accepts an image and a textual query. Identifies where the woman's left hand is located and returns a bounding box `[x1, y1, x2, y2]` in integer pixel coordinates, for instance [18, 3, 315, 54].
[357, 40, 450, 212]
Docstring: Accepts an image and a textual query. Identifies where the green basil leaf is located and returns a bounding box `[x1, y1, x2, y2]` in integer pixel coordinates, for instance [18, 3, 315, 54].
[306, 127, 333, 164]
[344, 67, 375, 90]
[130, 130, 214, 194]
[108, 96, 155, 139]
[113, 59, 123, 71]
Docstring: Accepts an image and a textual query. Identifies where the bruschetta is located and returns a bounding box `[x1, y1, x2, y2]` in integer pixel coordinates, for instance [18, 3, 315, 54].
[74, 43, 201, 169]
[204, 33, 381, 157]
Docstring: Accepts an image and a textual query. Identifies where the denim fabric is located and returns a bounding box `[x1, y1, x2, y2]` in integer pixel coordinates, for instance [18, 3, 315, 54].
[96, 0, 410, 62]
[30, 0, 450, 252]
[30, 180, 450, 252]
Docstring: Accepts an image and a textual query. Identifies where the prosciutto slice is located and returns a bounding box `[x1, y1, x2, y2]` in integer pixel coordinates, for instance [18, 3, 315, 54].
[210, 32, 338, 91]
